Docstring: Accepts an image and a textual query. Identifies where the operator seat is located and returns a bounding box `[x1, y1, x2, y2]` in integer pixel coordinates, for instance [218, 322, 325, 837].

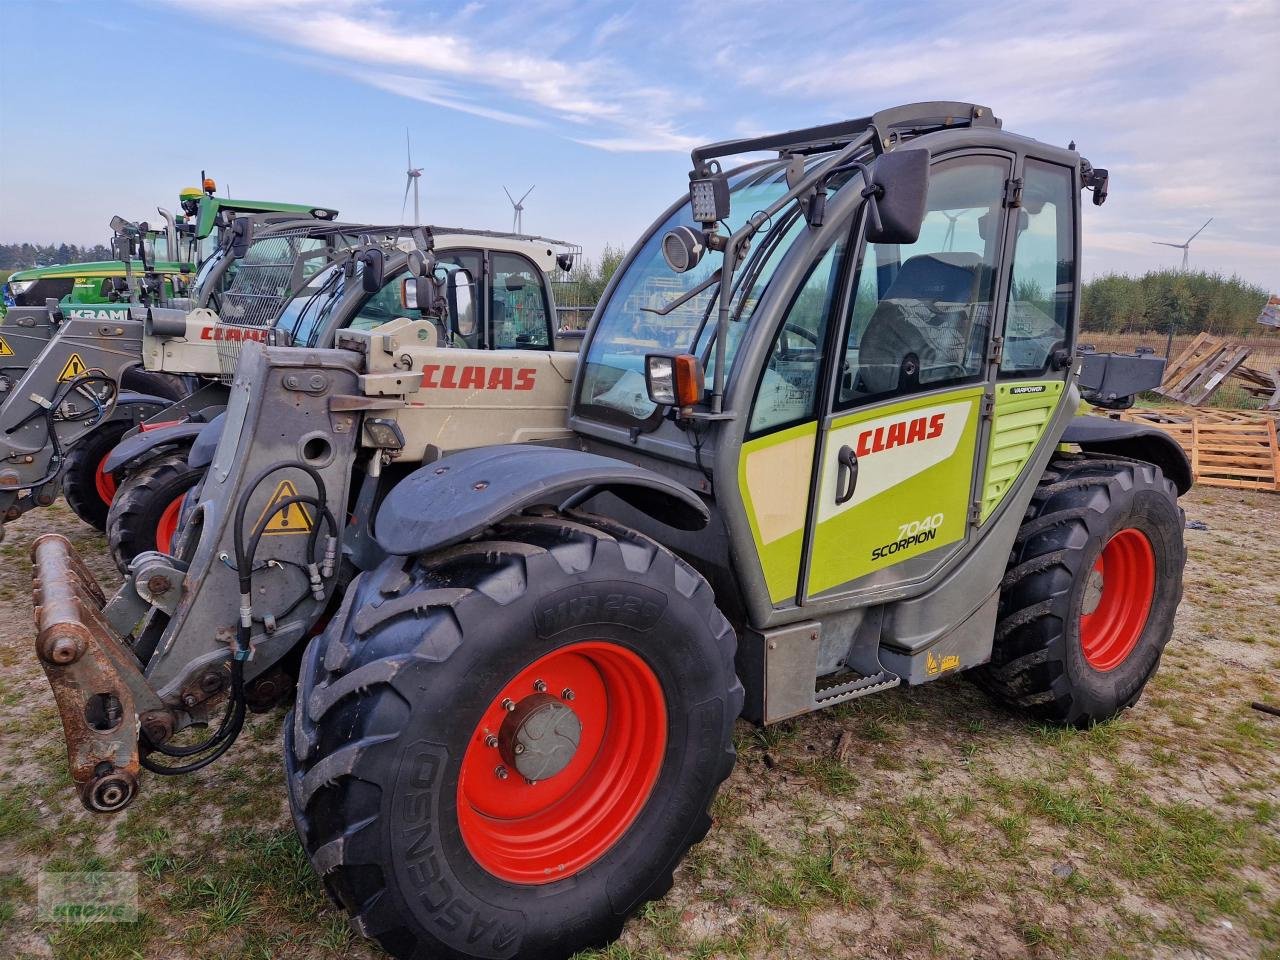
[857, 252, 982, 395]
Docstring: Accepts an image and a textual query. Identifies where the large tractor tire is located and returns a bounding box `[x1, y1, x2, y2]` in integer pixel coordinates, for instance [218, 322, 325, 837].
[285, 512, 742, 960]
[105, 452, 203, 571]
[62, 420, 132, 531]
[976, 454, 1184, 727]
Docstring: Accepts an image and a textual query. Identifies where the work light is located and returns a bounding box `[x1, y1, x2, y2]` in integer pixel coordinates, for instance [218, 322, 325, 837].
[661, 226, 706, 274]
[645, 353, 704, 408]
[689, 173, 730, 223]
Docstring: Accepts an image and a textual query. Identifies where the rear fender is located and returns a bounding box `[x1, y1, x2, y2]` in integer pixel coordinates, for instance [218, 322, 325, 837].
[1060, 415, 1192, 494]
[376, 444, 709, 557]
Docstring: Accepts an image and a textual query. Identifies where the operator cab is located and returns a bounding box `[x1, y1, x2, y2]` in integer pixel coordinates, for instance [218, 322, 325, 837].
[571, 103, 1088, 638]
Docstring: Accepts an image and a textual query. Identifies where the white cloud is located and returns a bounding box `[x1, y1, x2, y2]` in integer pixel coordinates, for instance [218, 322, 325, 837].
[171, 0, 702, 153]
[722, 0, 1280, 288]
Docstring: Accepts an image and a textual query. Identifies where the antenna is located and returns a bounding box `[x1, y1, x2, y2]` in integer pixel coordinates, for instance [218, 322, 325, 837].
[402, 129, 423, 226]
[1152, 216, 1213, 271]
[503, 185, 534, 234]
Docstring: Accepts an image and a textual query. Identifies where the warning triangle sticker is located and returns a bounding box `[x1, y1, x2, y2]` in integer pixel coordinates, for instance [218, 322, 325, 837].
[57, 353, 88, 382]
[256, 479, 315, 535]
[0, 337, 13, 357]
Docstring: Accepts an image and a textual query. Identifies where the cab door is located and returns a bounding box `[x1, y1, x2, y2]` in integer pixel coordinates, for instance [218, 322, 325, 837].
[802, 152, 1015, 602]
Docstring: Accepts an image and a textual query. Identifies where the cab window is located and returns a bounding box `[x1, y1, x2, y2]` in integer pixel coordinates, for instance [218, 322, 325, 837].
[748, 234, 848, 435]
[837, 155, 1009, 409]
[490, 252, 551, 349]
[1002, 159, 1074, 375]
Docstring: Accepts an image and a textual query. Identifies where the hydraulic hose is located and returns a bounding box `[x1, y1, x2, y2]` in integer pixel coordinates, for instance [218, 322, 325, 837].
[143, 460, 338, 774]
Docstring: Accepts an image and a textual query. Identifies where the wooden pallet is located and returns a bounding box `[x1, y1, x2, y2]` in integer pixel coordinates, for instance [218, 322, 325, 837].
[1114, 405, 1280, 492]
[1232, 362, 1280, 410]
[1155, 333, 1253, 405]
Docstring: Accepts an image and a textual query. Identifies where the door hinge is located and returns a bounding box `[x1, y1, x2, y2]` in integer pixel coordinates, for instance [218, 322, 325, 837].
[969, 501, 984, 526]
[980, 394, 995, 419]
[987, 336, 1004, 365]
[1004, 177, 1024, 208]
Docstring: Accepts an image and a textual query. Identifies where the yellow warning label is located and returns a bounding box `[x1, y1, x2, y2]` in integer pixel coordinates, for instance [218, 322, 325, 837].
[255, 479, 314, 535]
[0, 337, 13, 357]
[58, 353, 88, 382]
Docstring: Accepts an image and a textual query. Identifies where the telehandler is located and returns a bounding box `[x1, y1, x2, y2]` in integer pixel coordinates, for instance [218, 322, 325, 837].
[103, 221, 581, 567]
[0, 214, 346, 534]
[32, 102, 1188, 960]
[0, 215, 577, 547]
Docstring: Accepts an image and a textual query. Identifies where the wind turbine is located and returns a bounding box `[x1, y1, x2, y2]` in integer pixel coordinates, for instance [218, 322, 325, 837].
[1152, 217, 1213, 270]
[401, 129, 423, 226]
[504, 185, 534, 234]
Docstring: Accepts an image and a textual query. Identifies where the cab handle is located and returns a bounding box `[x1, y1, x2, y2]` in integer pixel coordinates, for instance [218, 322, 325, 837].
[835, 445, 859, 504]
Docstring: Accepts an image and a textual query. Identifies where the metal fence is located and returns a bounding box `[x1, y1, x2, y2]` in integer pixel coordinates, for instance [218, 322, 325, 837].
[1080, 331, 1280, 368]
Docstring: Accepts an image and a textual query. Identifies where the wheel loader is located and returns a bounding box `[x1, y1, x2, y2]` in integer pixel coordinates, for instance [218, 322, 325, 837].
[31, 102, 1189, 960]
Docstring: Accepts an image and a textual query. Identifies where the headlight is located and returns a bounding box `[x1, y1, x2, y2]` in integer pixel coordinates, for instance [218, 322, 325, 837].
[661, 226, 706, 274]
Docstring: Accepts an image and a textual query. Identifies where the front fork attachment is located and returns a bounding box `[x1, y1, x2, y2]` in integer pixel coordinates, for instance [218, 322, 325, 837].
[32, 534, 166, 812]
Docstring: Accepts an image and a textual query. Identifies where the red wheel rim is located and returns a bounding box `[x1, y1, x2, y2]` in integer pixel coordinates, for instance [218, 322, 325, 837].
[1079, 528, 1155, 671]
[94, 454, 117, 505]
[155, 494, 186, 554]
[457, 641, 667, 884]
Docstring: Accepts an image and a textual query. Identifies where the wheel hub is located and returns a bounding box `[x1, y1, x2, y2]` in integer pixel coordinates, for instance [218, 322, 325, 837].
[498, 692, 581, 781]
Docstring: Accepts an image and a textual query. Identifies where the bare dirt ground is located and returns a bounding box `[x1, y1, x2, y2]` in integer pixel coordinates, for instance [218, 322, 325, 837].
[1, 488, 1277, 960]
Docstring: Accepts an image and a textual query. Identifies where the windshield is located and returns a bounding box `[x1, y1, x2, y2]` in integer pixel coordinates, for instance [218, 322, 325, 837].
[275, 260, 349, 347]
[576, 160, 848, 424]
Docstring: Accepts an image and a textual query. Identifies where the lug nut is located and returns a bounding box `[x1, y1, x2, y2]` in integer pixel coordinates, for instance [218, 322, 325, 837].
[533, 679, 547, 693]
[495, 765, 509, 780]
[524, 778, 537, 786]
[485, 734, 498, 748]
[514, 743, 525, 755]
[561, 688, 575, 701]
[502, 698, 516, 712]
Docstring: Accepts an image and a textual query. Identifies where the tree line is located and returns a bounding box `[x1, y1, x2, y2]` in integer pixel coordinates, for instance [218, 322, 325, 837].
[0, 242, 115, 271]
[1080, 270, 1271, 337]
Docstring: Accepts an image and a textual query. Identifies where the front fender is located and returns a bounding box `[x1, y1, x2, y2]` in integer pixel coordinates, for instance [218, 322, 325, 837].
[187, 414, 226, 469]
[108, 391, 178, 424]
[375, 444, 709, 557]
[102, 421, 206, 474]
[1061, 415, 1192, 494]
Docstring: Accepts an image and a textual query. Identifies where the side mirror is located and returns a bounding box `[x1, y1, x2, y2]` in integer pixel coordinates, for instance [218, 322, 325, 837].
[401, 276, 438, 314]
[359, 248, 385, 294]
[867, 149, 930, 245]
[228, 217, 252, 259]
[450, 269, 477, 338]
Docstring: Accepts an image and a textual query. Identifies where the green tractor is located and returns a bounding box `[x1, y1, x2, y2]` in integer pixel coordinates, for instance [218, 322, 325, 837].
[0, 177, 337, 379]
[32, 102, 1186, 960]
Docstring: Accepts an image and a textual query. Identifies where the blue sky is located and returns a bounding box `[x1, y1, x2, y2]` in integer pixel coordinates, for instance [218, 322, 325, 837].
[1, 0, 1277, 289]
